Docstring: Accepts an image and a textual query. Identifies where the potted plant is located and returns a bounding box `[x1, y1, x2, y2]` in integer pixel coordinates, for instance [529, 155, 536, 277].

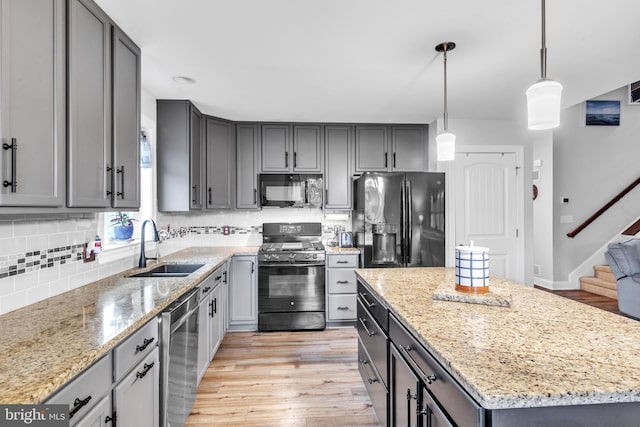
[109, 212, 136, 241]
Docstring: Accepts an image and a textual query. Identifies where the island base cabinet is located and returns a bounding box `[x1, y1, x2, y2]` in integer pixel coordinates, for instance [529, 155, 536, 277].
[113, 347, 159, 427]
[358, 337, 388, 427]
[422, 388, 454, 427]
[389, 343, 420, 427]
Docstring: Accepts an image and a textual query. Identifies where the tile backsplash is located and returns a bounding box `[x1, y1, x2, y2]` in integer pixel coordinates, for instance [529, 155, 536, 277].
[0, 209, 350, 315]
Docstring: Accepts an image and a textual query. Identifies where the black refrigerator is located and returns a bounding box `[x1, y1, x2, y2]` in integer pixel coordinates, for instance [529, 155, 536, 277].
[352, 172, 445, 268]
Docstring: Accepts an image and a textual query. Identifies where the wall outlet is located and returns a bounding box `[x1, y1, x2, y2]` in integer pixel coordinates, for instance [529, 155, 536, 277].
[533, 264, 541, 276]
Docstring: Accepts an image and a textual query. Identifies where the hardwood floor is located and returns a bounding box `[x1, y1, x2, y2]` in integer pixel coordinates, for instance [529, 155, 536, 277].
[185, 327, 380, 427]
[535, 286, 632, 318]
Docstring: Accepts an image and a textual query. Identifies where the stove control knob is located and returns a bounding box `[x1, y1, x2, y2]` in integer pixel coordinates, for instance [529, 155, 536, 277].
[305, 254, 311, 259]
[313, 254, 318, 259]
[289, 253, 296, 259]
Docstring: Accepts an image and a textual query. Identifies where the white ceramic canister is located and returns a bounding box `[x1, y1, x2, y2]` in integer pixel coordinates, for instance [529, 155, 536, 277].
[455, 242, 490, 293]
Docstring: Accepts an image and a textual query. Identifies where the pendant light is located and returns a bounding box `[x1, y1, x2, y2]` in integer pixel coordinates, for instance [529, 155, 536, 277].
[526, 0, 562, 130]
[435, 42, 456, 162]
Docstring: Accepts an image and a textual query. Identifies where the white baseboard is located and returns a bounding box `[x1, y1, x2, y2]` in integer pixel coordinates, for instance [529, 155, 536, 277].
[533, 277, 577, 290]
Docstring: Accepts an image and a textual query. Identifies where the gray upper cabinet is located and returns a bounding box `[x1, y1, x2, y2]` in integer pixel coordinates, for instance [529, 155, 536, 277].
[391, 125, 426, 172]
[0, 0, 65, 207]
[355, 125, 426, 173]
[260, 124, 322, 173]
[157, 100, 203, 212]
[260, 124, 290, 172]
[112, 26, 141, 209]
[68, 0, 140, 209]
[292, 125, 322, 172]
[236, 124, 260, 209]
[67, 0, 112, 207]
[354, 126, 389, 173]
[324, 126, 352, 210]
[205, 117, 235, 209]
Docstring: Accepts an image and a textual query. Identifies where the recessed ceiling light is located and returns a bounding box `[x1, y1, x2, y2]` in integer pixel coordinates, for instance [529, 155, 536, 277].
[172, 75, 196, 85]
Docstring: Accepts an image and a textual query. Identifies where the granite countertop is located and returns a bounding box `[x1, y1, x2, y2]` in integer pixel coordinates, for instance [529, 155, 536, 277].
[0, 246, 258, 405]
[355, 267, 640, 410]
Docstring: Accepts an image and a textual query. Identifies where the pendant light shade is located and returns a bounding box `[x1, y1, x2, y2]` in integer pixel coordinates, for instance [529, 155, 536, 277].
[436, 132, 456, 162]
[527, 0, 562, 130]
[435, 41, 456, 162]
[526, 79, 563, 130]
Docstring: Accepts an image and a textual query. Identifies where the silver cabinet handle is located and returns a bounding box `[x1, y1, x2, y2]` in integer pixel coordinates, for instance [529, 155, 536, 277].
[359, 359, 378, 384]
[336, 280, 349, 284]
[358, 317, 377, 336]
[106, 165, 113, 197]
[400, 344, 438, 385]
[358, 292, 376, 308]
[337, 306, 350, 311]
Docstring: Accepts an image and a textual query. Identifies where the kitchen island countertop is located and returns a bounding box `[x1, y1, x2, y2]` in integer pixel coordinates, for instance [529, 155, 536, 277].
[355, 267, 640, 410]
[0, 246, 258, 404]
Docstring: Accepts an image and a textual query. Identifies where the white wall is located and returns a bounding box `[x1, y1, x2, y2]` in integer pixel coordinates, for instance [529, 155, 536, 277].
[552, 86, 640, 281]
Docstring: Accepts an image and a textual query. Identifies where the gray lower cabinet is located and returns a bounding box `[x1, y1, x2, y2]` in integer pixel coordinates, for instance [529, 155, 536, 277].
[326, 253, 358, 322]
[229, 255, 257, 329]
[46, 317, 159, 426]
[157, 100, 203, 211]
[236, 124, 260, 209]
[113, 348, 159, 427]
[205, 117, 235, 209]
[67, 0, 140, 208]
[74, 395, 112, 427]
[323, 126, 353, 209]
[0, 0, 65, 207]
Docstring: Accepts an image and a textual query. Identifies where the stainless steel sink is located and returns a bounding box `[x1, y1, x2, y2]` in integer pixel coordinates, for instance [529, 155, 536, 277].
[129, 263, 205, 278]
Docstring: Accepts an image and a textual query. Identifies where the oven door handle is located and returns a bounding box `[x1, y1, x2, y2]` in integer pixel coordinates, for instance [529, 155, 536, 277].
[259, 262, 326, 268]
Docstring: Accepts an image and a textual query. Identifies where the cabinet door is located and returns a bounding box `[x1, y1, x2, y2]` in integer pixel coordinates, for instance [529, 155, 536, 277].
[355, 126, 388, 173]
[324, 126, 352, 209]
[112, 26, 141, 209]
[229, 255, 257, 325]
[67, 0, 112, 207]
[261, 124, 290, 172]
[0, 0, 65, 207]
[205, 118, 235, 209]
[421, 387, 454, 427]
[392, 126, 425, 172]
[390, 343, 420, 427]
[73, 395, 112, 427]
[113, 348, 159, 427]
[292, 125, 322, 172]
[236, 124, 260, 209]
[189, 105, 203, 209]
[209, 284, 223, 358]
[196, 293, 210, 384]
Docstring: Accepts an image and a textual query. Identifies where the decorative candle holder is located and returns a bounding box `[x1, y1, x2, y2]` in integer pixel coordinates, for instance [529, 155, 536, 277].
[455, 243, 490, 294]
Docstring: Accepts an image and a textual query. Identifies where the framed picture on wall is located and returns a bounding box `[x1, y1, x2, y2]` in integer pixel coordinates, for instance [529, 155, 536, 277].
[629, 81, 640, 104]
[584, 100, 620, 126]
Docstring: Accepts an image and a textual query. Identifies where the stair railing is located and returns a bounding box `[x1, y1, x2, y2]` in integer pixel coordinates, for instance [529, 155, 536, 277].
[567, 176, 640, 238]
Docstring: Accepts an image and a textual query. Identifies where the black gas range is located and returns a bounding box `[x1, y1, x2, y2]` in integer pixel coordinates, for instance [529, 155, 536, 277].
[258, 222, 326, 331]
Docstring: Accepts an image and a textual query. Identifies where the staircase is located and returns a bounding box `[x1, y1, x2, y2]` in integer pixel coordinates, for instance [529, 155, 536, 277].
[580, 265, 617, 299]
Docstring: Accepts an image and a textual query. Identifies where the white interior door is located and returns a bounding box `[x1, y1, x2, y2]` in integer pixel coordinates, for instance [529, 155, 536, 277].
[455, 151, 522, 282]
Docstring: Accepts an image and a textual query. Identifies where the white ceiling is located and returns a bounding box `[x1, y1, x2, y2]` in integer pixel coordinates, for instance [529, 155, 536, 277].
[96, 0, 640, 124]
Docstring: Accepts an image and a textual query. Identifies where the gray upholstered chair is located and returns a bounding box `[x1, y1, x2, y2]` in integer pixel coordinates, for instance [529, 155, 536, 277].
[605, 238, 640, 319]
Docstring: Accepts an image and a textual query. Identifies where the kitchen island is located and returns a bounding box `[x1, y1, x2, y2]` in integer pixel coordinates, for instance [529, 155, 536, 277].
[355, 267, 640, 426]
[0, 246, 257, 405]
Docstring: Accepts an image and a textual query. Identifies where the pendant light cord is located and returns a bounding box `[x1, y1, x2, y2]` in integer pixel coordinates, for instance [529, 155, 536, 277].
[540, 0, 547, 79]
[443, 45, 449, 131]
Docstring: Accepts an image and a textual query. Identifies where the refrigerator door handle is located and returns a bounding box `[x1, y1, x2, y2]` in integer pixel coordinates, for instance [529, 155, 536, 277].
[406, 179, 413, 265]
[400, 179, 406, 266]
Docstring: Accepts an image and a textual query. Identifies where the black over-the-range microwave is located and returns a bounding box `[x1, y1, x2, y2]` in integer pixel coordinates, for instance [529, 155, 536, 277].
[259, 174, 323, 208]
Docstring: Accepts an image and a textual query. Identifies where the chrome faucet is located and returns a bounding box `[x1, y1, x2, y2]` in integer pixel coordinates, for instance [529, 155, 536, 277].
[139, 219, 160, 268]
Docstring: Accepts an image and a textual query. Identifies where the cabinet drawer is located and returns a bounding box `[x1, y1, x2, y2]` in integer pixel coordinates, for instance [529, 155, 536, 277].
[327, 254, 358, 268]
[357, 280, 388, 332]
[327, 294, 357, 320]
[47, 353, 112, 421]
[327, 269, 357, 294]
[358, 337, 388, 426]
[357, 299, 388, 387]
[114, 317, 158, 380]
[389, 314, 482, 427]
